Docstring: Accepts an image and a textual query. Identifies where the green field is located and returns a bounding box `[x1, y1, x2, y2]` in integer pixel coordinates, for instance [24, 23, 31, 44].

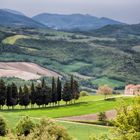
[91, 77, 125, 87]
[62, 62, 91, 73]
[58, 121, 110, 140]
[0, 95, 134, 140]
[0, 96, 132, 127]
[2, 35, 29, 45]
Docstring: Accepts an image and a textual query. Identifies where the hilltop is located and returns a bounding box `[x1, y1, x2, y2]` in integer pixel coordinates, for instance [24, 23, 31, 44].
[32, 13, 123, 31]
[0, 9, 45, 28]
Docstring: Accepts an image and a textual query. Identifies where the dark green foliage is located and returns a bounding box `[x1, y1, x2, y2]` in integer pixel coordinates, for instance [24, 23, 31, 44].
[35, 84, 44, 107]
[70, 75, 74, 99]
[57, 77, 62, 105]
[11, 83, 18, 107]
[0, 76, 79, 109]
[0, 116, 7, 136]
[6, 84, 12, 108]
[19, 86, 24, 106]
[41, 78, 46, 88]
[22, 85, 30, 108]
[51, 77, 57, 105]
[0, 79, 6, 109]
[19, 85, 30, 108]
[43, 86, 52, 106]
[98, 112, 107, 122]
[62, 82, 73, 104]
[30, 82, 36, 106]
[73, 80, 80, 101]
[70, 75, 80, 102]
[0, 44, 24, 54]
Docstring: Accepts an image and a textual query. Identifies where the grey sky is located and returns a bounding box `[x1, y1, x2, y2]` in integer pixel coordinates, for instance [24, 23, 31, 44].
[0, 0, 140, 24]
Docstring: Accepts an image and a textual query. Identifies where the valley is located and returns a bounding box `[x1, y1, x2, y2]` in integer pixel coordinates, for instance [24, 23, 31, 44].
[0, 7, 140, 140]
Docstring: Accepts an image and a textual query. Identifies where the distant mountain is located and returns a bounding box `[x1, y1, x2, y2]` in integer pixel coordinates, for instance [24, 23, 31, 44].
[2, 9, 25, 16]
[32, 13, 124, 31]
[85, 24, 140, 37]
[0, 9, 45, 28]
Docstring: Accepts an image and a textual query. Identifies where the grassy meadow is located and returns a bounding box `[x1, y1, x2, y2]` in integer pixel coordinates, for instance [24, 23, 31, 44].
[58, 121, 110, 140]
[0, 95, 129, 140]
[0, 95, 133, 140]
[0, 95, 132, 120]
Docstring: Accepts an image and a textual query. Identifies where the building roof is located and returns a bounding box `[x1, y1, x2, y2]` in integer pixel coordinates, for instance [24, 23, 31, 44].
[125, 84, 140, 89]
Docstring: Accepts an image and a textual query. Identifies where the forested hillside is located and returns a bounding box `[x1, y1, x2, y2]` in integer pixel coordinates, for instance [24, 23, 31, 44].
[0, 25, 140, 89]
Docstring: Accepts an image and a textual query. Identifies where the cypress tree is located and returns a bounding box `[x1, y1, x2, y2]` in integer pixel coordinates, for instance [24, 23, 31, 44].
[11, 83, 18, 108]
[57, 77, 62, 106]
[35, 84, 44, 108]
[43, 86, 52, 107]
[6, 84, 12, 109]
[30, 82, 36, 108]
[51, 77, 57, 106]
[62, 82, 72, 105]
[19, 86, 24, 107]
[22, 85, 30, 109]
[73, 80, 80, 103]
[41, 78, 46, 88]
[70, 75, 74, 103]
[70, 76, 80, 103]
[0, 79, 6, 109]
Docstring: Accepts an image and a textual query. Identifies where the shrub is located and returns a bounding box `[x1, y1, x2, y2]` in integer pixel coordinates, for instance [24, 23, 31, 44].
[16, 116, 35, 136]
[112, 98, 140, 140]
[80, 91, 89, 96]
[0, 116, 7, 136]
[98, 112, 107, 122]
[89, 134, 111, 140]
[17, 118, 73, 140]
[105, 97, 116, 101]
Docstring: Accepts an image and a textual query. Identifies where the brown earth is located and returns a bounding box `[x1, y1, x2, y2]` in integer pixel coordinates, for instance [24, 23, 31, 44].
[0, 62, 61, 80]
[58, 109, 117, 121]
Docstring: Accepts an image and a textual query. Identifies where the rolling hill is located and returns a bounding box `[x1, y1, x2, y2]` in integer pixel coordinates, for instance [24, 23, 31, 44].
[0, 9, 140, 88]
[32, 13, 123, 31]
[83, 24, 140, 37]
[0, 9, 45, 28]
[2, 9, 25, 16]
[0, 25, 140, 88]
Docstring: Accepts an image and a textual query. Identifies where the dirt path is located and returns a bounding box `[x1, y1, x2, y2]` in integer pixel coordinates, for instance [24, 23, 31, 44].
[56, 120, 111, 128]
[58, 109, 117, 122]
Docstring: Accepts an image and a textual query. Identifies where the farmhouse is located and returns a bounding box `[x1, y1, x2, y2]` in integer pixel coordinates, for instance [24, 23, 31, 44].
[124, 84, 140, 95]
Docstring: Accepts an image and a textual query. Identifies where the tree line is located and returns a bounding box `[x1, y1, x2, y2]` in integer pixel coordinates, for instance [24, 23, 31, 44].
[0, 76, 80, 109]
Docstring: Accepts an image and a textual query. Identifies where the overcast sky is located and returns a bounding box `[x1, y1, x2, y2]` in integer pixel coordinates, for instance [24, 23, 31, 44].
[0, 0, 140, 24]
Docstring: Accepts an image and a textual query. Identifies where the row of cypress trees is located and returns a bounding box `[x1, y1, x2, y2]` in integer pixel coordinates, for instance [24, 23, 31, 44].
[0, 76, 80, 109]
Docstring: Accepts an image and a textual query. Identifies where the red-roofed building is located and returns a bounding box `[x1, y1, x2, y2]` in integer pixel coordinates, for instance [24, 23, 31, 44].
[125, 84, 140, 95]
